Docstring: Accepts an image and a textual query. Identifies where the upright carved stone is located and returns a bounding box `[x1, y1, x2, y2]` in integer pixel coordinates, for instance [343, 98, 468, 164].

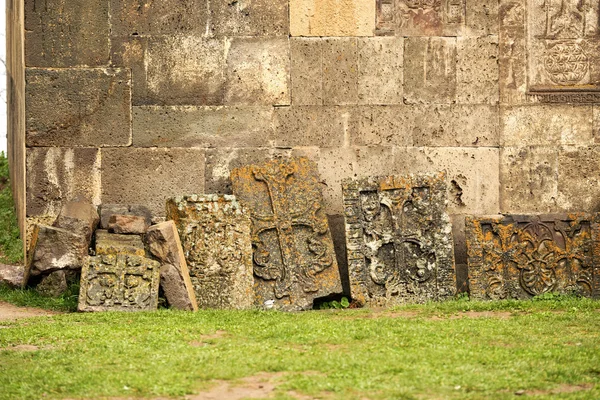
[343, 173, 456, 306]
[376, 0, 465, 36]
[466, 214, 600, 300]
[78, 254, 160, 312]
[166, 195, 254, 310]
[231, 157, 342, 311]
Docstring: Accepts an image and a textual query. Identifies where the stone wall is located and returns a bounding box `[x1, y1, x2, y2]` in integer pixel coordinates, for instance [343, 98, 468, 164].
[12, 0, 600, 274]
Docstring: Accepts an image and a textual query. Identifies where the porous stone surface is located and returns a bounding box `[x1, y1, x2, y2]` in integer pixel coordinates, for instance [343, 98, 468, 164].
[466, 214, 600, 300]
[36, 270, 68, 297]
[99, 204, 153, 230]
[95, 230, 146, 257]
[145, 221, 198, 311]
[166, 195, 253, 310]
[342, 173, 456, 306]
[78, 254, 161, 312]
[108, 215, 150, 235]
[290, 0, 375, 36]
[376, 0, 465, 36]
[231, 157, 342, 311]
[0, 264, 25, 288]
[53, 200, 100, 244]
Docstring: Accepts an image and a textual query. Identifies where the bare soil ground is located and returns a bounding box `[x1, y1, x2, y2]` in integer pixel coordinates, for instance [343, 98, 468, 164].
[0, 300, 58, 322]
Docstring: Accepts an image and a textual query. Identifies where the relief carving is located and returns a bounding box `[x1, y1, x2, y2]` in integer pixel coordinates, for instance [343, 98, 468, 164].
[376, 0, 464, 35]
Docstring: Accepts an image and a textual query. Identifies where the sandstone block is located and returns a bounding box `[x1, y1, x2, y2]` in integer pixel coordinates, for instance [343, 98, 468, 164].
[25, 0, 109, 67]
[209, 0, 289, 36]
[26, 148, 101, 217]
[557, 146, 600, 212]
[594, 106, 600, 143]
[101, 148, 205, 217]
[323, 39, 359, 106]
[376, 0, 464, 36]
[456, 36, 499, 105]
[358, 37, 403, 105]
[95, 230, 146, 257]
[352, 106, 413, 147]
[466, 214, 600, 300]
[290, 0, 375, 36]
[78, 254, 161, 312]
[273, 106, 349, 148]
[343, 173, 456, 306]
[99, 204, 153, 230]
[465, 0, 499, 36]
[205, 148, 274, 195]
[108, 215, 150, 235]
[290, 39, 324, 105]
[404, 37, 457, 104]
[231, 157, 343, 311]
[0, 264, 25, 288]
[225, 38, 290, 106]
[133, 106, 274, 148]
[166, 196, 253, 310]
[53, 200, 99, 244]
[36, 270, 68, 298]
[498, 0, 527, 105]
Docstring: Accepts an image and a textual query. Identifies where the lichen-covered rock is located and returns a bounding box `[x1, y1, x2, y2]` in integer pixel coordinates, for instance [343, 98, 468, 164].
[166, 195, 253, 310]
[95, 230, 146, 257]
[53, 199, 99, 243]
[0, 264, 25, 288]
[36, 270, 69, 297]
[108, 214, 150, 234]
[342, 173, 456, 306]
[231, 157, 342, 311]
[145, 221, 198, 311]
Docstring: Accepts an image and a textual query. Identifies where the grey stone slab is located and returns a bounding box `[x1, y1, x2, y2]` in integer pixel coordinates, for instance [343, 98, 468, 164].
[99, 204, 153, 230]
[78, 254, 160, 312]
[456, 36, 499, 105]
[0, 264, 25, 289]
[26, 68, 131, 147]
[166, 195, 254, 310]
[376, 0, 465, 36]
[273, 106, 349, 148]
[231, 157, 342, 311]
[95, 230, 146, 257]
[53, 200, 99, 245]
[342, 173, 456, 306]
[357, 37, 403, 105]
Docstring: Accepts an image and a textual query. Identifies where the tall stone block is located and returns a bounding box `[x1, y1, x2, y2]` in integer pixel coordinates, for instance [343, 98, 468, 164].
[466, 214, 600, 300]
[166, 195, 253, 310]
[343, 173, 456, 306]
[231, 157, 342, 311]
[290, 0, 375, 36]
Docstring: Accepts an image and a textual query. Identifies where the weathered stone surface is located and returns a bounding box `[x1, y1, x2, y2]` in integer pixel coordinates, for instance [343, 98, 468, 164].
[456, 36, 499, 105]
[499, 0, 527, 105]
[291, 0, 375, 36]
[225, 38, 290, 106]
[26, 216, 56, 254]
[273, 106, 348, 148]
[290, 38, 324, 106]
[36, 270, 68, 297]
[0, 264, 25, 288]
[95, 230, 146, 257]
[101, 148, 205, 217]
[343, 173, 456, 306]
[594, 106, 600, 142]
[205, 148, 275, 195]
[133, 106, 274, 148]
[209, 0, 289, 36]
[557, 146, 600, 212]
[26, 68, 131, 147]
[466, 214, 600, 300]
[78, 254, 161, 312]
[25, 0, 109, 67]
[53, 200, 99, 244]
[404, 37, 457, 104]
[166, 195, 253, 310]
[358, 37, 404, 105]
[145, 221, 198, 311]
[376, 0, 465, 36]
[323, 39, 358, 105]
[99, 204, 153, 230]
[465, 0, 499, 36]
[108, 215, 149, 235]
[231, 157, 342, 311]
[26, 148, 101, 218]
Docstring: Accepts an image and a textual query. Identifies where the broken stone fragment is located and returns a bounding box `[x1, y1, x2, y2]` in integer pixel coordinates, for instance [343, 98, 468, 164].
[108, 214, 150, 234]
[145, 221, 198, 311]
[95, 230, 145, 257]
[99, 204, 153, 229]
[53, 200, 100, 244]
[0, 264, 25, 288]
[36, 270, 68, 297]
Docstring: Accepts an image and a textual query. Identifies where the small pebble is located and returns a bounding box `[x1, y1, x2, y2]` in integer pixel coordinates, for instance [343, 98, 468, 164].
[515, 389, 525, 395]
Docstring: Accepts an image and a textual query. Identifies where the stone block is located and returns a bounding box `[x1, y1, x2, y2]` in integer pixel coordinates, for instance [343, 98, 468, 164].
[53, 200, 99, 244]
[25, 0, 109, 67]
[594, 106, 600, 143]
[352, 106, 413, 147]
[323, 39, 358, 106]
[273, 106, 349, 148]
[101, 148, 205, 217]
[26, 148, 101, 218]
[36, 270, 68, 297]
[357, 37, 403, 105]
[343, 173, 456, 306]
[26, 68, 131, 147]
[108, 215, 149, 235]
[0, 264, 25, 288]
[145, 221, 198, 311]
[465, 0, 499, 36]
[557, 146, 600, 212]
[78, 254, 161, 312]
[376, 0, 465, 36]
[290, 38, 324, 106]
[26, 216, 56, 255]
[456, 36, 499, 105]
[290, 0, 375, 36]
[133, 106, 274, 148]
[99, 204, 153, 230]
[498, 0, 527, 105]
[225, 38, 290, 106]
[166, 195, 254, 310]
[231, 157, 343, 311]
[209, 0, 289, 36]
[501, 105, 594, 146]
[466, 214, 600, 300]
[95, 230, 146, 257]
[404, 37, 457, 104]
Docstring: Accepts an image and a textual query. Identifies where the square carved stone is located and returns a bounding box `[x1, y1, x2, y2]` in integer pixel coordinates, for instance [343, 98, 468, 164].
[466, 214, 600, 300]
[78, 254, 160, 312]
[166, 195, 254, 310]
[231, 157, 342, 311]
[342, 173, 456, 306]
[376, 0, 465, 36]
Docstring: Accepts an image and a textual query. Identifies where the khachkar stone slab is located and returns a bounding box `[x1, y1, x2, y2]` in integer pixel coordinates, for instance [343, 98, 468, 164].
[78, 254, 160, 312]
[466, 214, 600, 300]
[376, 0, 465, 36]
[166, 195, 254, 310]
[527, 0, 600, 101]
[231, 157, 342, 311]
[343, 173, 456, 306]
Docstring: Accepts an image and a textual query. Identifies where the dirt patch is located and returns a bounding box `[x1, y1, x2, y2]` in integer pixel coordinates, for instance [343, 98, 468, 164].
[516, 383, 593, 396]
[187, 372, 284, 400]
[1, 344, 40, 351]
[0, 301, 59, 321]
[189, 330, 228, 347]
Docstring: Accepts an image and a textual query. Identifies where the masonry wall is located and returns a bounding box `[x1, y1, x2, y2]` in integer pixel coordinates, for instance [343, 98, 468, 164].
[14, 0, 600, 278]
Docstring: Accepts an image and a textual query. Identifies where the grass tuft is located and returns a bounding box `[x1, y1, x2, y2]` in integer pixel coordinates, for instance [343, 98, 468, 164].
[0, 152, 23, 265]
[0, 282, 80, 312]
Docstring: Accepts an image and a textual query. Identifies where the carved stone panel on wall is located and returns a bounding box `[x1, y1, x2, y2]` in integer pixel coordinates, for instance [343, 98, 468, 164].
[527, 0, 600, 95]
[231, 157, 342, 311]
[343, 173, 456, 306]
[376, 0, 465, 36]
[78, 254, 161, 312]
[166, 195, 254, 310]
[466, 214, 600, 300]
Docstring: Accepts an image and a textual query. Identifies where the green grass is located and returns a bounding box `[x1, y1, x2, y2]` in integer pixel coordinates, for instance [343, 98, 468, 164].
[0, 282, 80, 312]
[0, 152, 24, 265]
[1, 297, 599, 400]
